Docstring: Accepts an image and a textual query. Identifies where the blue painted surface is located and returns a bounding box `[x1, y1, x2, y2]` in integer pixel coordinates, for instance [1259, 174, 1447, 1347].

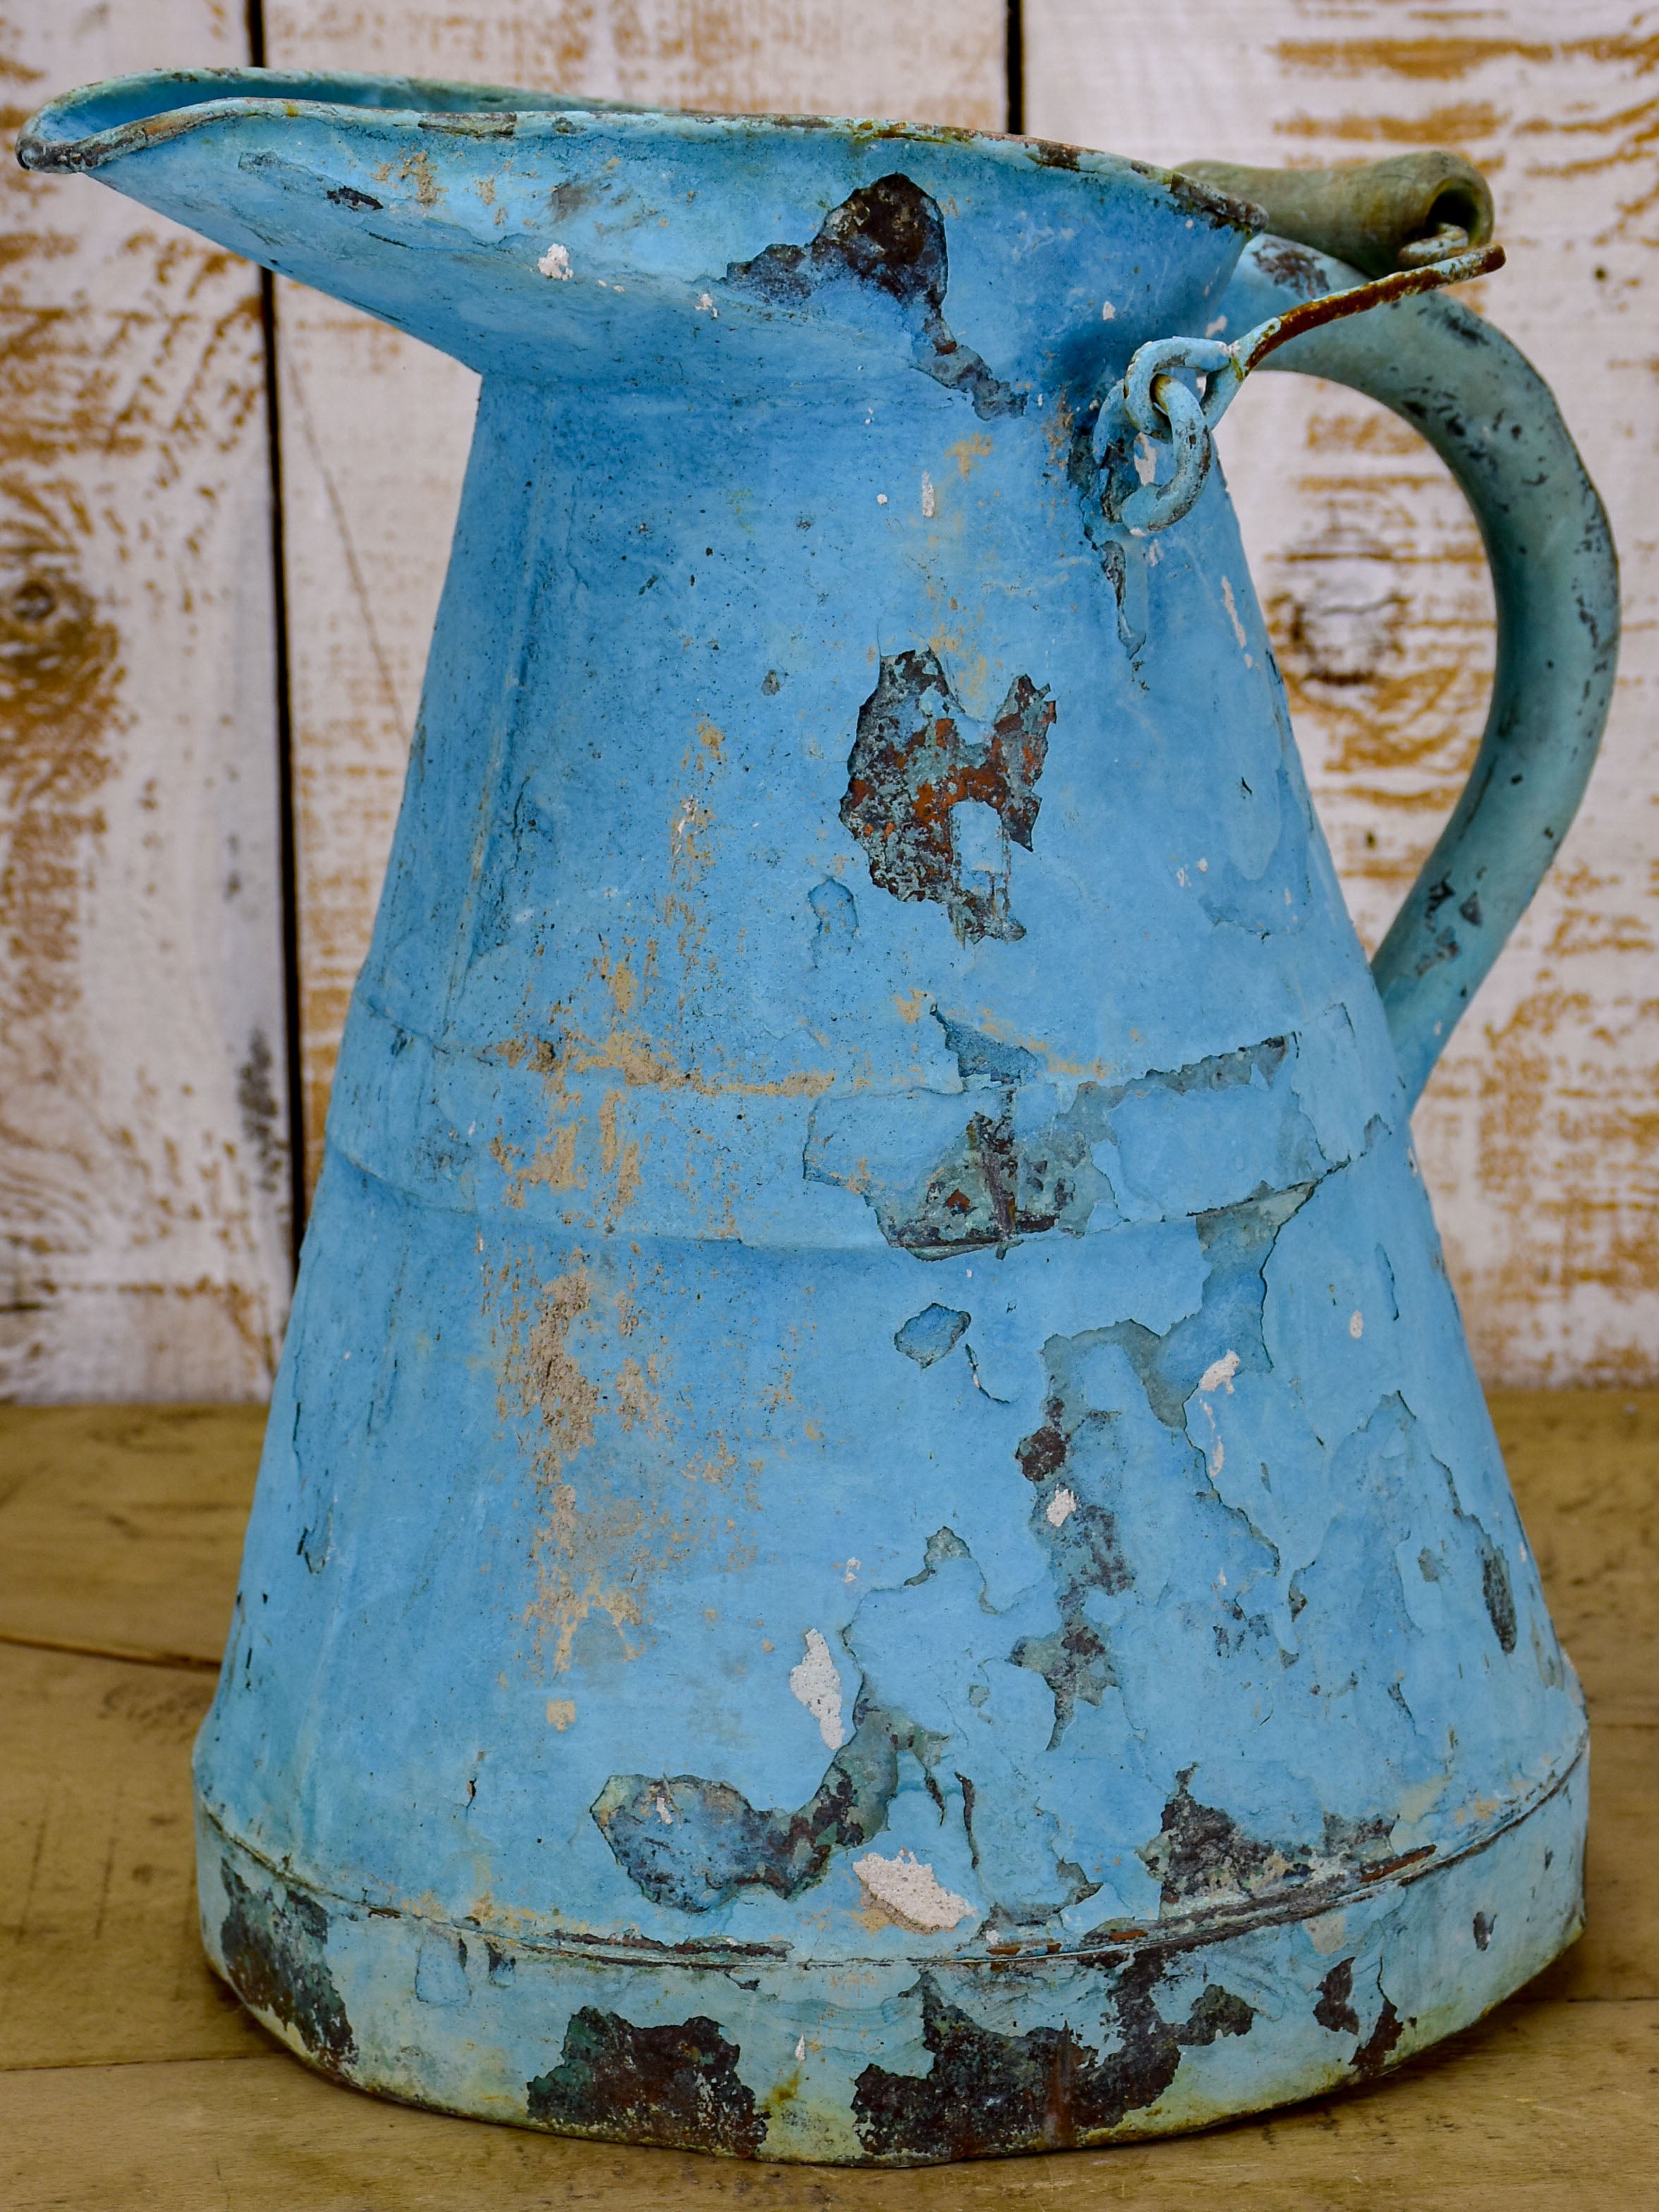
[23, 73, 1610, 2162]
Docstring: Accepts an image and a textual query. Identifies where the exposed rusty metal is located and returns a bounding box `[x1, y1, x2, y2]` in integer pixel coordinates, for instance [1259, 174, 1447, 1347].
[528, 2010, 767, 2154]
[839, 649, 1053, 944]
[727, 173, 1025, 420]
[1232, 243, 1506, 373]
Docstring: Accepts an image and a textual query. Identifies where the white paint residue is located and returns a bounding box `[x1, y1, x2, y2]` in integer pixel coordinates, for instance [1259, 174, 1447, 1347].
[1198, 1349, 1240, 1394]
[853, 1849, 973, 1933]
[1101, 299, 1116, 320]
[920, 470, 937, 518]
[1205, 315, 1227, 337]
[537, 242, 572, 280]
[652, 1785, 676, 1825]
[1046, 1485, 1078, 1527]
[1349, 1309, 1365, 1339]
[876, 492, 889, 505]
[1133, 432, 1157, 486]
[789, 1628, 846, 1749]
[1221, 574, 1248, 649]
[795, 2036, 806, 2062]
[696, 291, 718, 317]
[844, 1556, 861, 1585]
[1203, 1409, 1225, 1478]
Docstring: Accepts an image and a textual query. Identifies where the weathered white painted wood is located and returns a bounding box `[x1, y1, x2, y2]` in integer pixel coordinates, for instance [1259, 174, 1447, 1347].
[0, 5, 290, 1401]
[1027, 0, 1658, 1385]
[264, 0, 1009, 1189]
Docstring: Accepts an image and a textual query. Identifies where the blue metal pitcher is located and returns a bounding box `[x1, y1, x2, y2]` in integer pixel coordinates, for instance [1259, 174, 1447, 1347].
[23, 73, 1617, 2163]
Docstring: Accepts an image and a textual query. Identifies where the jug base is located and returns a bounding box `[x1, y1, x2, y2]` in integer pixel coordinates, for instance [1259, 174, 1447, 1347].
[195, 1746, 1585, 2165]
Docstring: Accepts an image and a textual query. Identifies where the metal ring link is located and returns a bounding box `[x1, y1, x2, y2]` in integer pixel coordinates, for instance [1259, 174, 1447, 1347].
[1122, 336, 1236, 438]
[1122, 373, 1213, 532]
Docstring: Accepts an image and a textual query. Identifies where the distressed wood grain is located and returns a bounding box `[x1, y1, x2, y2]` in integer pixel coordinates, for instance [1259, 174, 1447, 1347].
[0, 4, 291, 1402]
[263, 1, 1009, 1190]
[0, 1642, 269, 2072]
[1026, 0, 1658, 1387]
[0, 1400, 260, 1666]
[6, 2008, 1659, 2212]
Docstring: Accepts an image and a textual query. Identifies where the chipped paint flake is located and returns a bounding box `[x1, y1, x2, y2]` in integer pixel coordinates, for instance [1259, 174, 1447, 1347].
[789, 1627, 846, 1749]
[1198, 1349, 1241, 1394]
[538, 242, 573, 279]
[1046, 1484, 1079, 1526]
[1220, 576, 1253, 667]
[853, 1849, 973, 1933]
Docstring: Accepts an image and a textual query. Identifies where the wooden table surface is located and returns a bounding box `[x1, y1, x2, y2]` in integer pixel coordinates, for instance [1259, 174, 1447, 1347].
[2, 1394, 1655, 2208]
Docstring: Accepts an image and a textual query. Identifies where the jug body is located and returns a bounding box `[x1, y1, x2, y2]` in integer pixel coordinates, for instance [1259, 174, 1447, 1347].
[199, 339, 1584, 2160]
[20, 73, 1594, 2163]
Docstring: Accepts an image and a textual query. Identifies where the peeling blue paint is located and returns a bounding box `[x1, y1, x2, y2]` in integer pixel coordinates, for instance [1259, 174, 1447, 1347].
[24, 68, 1611, 2165]
[894, 1305, 971, 1368]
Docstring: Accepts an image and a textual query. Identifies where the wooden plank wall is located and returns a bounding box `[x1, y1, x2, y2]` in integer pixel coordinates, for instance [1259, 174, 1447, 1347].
[0, 5, 291, 1402]
[2, 1, 1653, 1398]
[1026, 0, 1658, 1385]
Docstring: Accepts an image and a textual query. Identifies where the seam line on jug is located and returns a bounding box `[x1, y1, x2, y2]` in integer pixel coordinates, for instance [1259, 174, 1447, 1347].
[196, 1732, 1585, 1976]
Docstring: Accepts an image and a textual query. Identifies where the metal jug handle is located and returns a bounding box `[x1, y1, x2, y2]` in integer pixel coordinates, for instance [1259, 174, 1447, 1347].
[1093, 195, 1618, 1105]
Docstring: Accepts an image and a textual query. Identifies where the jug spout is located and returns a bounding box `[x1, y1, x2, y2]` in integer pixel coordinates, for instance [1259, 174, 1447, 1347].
[19, 70, 1263, 391]
[17, 68, 631, 365]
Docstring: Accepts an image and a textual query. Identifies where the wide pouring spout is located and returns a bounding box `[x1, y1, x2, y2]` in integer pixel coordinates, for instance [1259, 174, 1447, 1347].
[18, 68, 1263, 395]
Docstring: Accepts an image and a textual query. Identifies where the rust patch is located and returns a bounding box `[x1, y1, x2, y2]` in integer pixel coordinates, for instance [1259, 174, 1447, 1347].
[1314, 1956, 1361, 2035]
[527, 2007, 766, 2154]
[839, 648, 1053, 944]
[1023, 138, 1081, 172]
[1480, 1536, 1518, 1653]
[494, 1265, 642, 1672]
[1163, 169, 1269, 232]
[1251, 238, 1330, 298]
[1141, 1772, 1296, 1907]
[726, 174, 1024, 421]
[490, 1262, 760, 1675]
[1351, 1993, 1405, 2079]
[852, 1962, 1253, 2160]
[218, 1860, 356, 2077]
[1009, 1382, 1131, 1740]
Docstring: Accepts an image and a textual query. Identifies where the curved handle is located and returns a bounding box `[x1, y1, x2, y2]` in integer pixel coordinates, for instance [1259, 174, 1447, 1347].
[1213, 237, 1619, 1105]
